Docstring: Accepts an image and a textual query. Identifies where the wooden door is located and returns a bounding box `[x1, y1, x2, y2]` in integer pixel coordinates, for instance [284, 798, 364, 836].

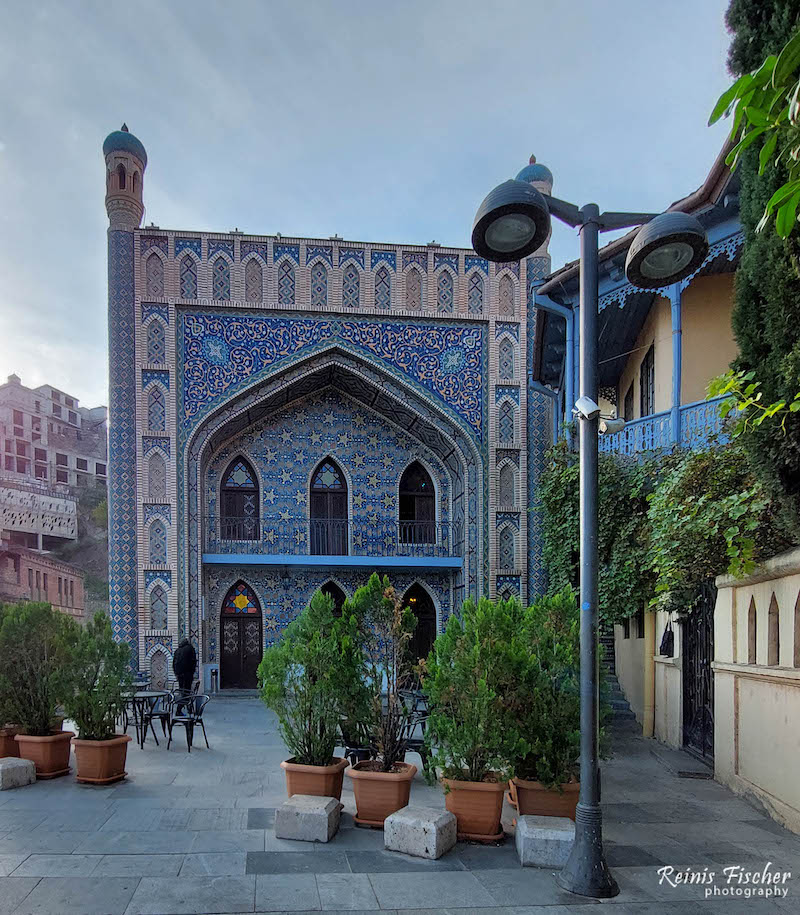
[221, 616, 262, 689]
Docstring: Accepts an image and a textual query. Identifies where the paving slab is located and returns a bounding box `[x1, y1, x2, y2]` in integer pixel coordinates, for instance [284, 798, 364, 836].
[254, 873, 319, 912]
[0, 855, 28, 877]
[191, 829, 265, 852]
[317, 873, 379, 910]
[0, 831, 86, 855]
[75, 829, 197, 855]
[247, 850, 349, 874]
[368, 871, 497, 909]
[13, 876, 138, 915]
[11, 854, 102, 877]
[346, 849, 464, 873]
[93, 854, 184, 876]
[180, 852, 247, 876]
[126, 874, 255, 914]
[0, 877, 41, 914]
[472, 868, 594, 907]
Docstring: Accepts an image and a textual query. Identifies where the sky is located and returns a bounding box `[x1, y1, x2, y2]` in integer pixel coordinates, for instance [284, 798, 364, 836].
[0, 0, 733, 408]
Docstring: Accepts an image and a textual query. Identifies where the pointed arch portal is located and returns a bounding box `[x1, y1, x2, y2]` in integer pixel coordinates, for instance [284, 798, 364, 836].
[220, 581, 262, 689]
[403, 582, 437, 666]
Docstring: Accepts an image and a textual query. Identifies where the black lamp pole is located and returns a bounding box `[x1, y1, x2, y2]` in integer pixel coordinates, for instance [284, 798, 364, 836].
[472, 176, 708, 900]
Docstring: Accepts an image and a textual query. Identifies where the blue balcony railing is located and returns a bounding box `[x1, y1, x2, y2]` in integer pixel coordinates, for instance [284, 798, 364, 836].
[204, 516, 464, 560]
[599, 395, 729, 458]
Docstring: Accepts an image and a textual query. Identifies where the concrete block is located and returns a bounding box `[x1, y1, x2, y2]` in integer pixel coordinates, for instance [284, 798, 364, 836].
[515, 815, 575, 868]
[274, 794, 340, 843]
[0, 757, 36, 790]
[384, 805, 457, 860]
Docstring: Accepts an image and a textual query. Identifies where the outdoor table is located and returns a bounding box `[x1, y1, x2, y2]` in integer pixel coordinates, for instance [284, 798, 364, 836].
[125, 690, 169, 749]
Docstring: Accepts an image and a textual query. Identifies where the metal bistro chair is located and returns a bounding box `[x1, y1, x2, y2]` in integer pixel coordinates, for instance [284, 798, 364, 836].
[145, 690, 179, 738]
[167, 694, 210, 752]
[399, 688, 431, 776]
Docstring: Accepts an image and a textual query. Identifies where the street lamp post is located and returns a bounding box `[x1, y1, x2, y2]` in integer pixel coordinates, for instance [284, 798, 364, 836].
[472, 177, 708, 899]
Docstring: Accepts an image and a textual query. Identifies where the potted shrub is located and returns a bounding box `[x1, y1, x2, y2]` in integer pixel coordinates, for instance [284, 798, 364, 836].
[0, 602, 77, 777]
[422, 596, 522, 842]
[0, 605, 19, 757]
[507, 588, 609, 819]
[345, 574, 418, 827]
[63, 612, 133, 784]
[259, 590, 350, 799]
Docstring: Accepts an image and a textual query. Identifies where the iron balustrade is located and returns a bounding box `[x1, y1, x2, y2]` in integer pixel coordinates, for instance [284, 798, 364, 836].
[598, 395, 729, 457]
[205, 516, 463, 558]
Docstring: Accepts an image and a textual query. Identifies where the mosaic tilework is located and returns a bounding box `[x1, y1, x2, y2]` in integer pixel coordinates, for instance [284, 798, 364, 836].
[241, 242, 267, 260]
[307, 245, 332, 266]
[107, 230, 139, 649]
[465, 256, 488, 274]
[342, 263, 360, 308]
[375, 267, 391, 310]
[403, 251, 427, 270]
[437, 270, 454, 313]
[526, 256, 552, 601]
[208, 239, 234, 259]
[495, 322, 519, 342]
[468, 273, 484, 315]
[503, 261, 520, 279]
[175, 238, 202, 257]
[145, 570, 172, 590]
[371, 250, 396, 270]
[340, 247, 364, 269]
[145, 253, 164, 297]
[181, 312, 486, 440]
[278, 260, 295, 305]
[143, 436, 170, 457]
[495, 385, 520, 405]
[274, 244, 300, 264]
[206, 388, 451, 557]
[310, 262, 328, 307]
[434, 253, 459, 272]
[204, 566, 453, 653]
[144, 635, 173, 655]
[143, 503, 172, 524]
[140, 235, 168, 256]
[180, 255, 198, 298]
[496, 575, 521, 597]
[496, 511, 520, 529]
[142, 369, 170, 390]
[142, 303, 169, 324]
[212, 257, 231, 299]
[146, 320, 166, 363]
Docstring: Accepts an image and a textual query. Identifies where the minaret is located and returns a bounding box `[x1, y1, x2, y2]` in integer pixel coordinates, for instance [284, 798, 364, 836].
[104, 125, 147, 654]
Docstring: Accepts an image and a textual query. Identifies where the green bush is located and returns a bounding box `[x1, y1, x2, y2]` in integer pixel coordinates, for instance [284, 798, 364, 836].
[257, 590, 348, 766]
[422, 596, 523, 783]
[343, 574, 417, 772]
[62, 612, 131, 741]
[0, 603, 77, 736]
[647, 443, 791, 612]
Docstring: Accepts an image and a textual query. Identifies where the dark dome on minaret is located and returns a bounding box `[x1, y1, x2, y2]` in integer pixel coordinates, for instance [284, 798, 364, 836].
[102, 123, 147, 167]
[516, 154, 553, 186]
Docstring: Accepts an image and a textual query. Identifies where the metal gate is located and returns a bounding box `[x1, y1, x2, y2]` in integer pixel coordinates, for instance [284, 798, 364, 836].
[682, 580, 715, 761]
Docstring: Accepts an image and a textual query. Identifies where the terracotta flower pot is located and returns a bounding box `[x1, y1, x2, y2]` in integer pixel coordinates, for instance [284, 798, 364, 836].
[510, 777, 579, 820]
[347, 761, 417, 827]
[72, 735, 132, 785]
[280, 756, 349, 800]
[443, 775, 507, 842]
[15, 730, 74, 778]
[0, 727, 20, 758]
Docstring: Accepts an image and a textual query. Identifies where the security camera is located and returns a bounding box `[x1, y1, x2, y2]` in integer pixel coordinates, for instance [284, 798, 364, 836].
[573, 396, 601, 421]
[599, 417, 626, 435]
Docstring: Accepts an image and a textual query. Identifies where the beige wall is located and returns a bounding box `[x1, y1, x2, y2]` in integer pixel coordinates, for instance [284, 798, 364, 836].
[614, 273, 738, 418]
[714, 549, 800, 834]
[680, 275, 737, 405]
[614, 623, 646, 723]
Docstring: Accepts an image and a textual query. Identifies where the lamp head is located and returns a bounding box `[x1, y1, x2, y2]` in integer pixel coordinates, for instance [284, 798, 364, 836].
[625, 212, 708, 289]
[472, 179, 551, 263]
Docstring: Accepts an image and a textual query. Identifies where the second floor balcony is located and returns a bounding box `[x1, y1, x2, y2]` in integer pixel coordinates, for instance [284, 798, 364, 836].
[599, 395, 729, 458]
[203, 516, 464, 569]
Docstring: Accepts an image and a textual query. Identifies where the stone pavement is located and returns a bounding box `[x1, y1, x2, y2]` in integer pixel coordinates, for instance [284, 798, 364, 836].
[0, 697, 798, 914]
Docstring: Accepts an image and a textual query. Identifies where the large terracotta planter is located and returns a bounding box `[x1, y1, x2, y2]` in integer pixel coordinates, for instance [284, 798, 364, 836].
[443, 775, 507, 842]
[15, 730, 74, 778]
[280, 756, 348, 800]
[347, 761, 417, 827]
[510, 777, 579, 820]
[0, 727, 20, 758]
[72, 735, 132, 785]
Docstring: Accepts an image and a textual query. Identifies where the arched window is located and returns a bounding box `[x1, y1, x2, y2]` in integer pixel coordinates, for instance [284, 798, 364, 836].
[468, 272, 484, 314]
[145, 253, 164, 297]
[147, 386, 165, 432]
[148, 452, 167, 501]
[117, 163, 126, 190]
[499, 274, 515, 316]
[150, 650, 168, 690]
[321, 581, 346, 617]
[375, 266, 391, 309]
[498, 401, 514, 443]
[403, 583, 437, 666]
[399, 461, 435, 545]
[221, 458, 259, 541]
[748, 597, 756, 664]
[311, 261, 328, 308]
[342, 263, 360, 308]
[147, 320, 165, 364]
[212, 258, 231, 300]
[132, 172, 139, 194]
[180, 255, 197, 299]
[278, 259, 295, 305]
[150, 585, 167, 629]
[406, 268, 422, 309]
[310, 458, 348, 555]
[499, 526, 515, 570]
[768, 593, 780, 666]
[245, 259, 263, 302]
[499, 463, 515, 506]
[149, 520, 167, 566]
[499, 339, 514, 379]
[437, 271, 454, 313]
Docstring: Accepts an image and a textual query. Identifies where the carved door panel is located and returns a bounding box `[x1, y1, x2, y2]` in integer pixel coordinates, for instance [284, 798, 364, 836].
[241, 618, 262, 689]
[221, 618, 242, 688]
[221, 617, 261, 688]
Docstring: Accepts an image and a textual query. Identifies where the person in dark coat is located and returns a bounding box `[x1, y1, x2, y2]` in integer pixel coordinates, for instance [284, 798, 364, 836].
[173, 639, 197, 692]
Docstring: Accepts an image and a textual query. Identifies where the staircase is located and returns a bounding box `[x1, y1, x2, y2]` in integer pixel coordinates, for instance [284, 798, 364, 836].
[605, 671, 641, 735]
[213, 688, 260, 699]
